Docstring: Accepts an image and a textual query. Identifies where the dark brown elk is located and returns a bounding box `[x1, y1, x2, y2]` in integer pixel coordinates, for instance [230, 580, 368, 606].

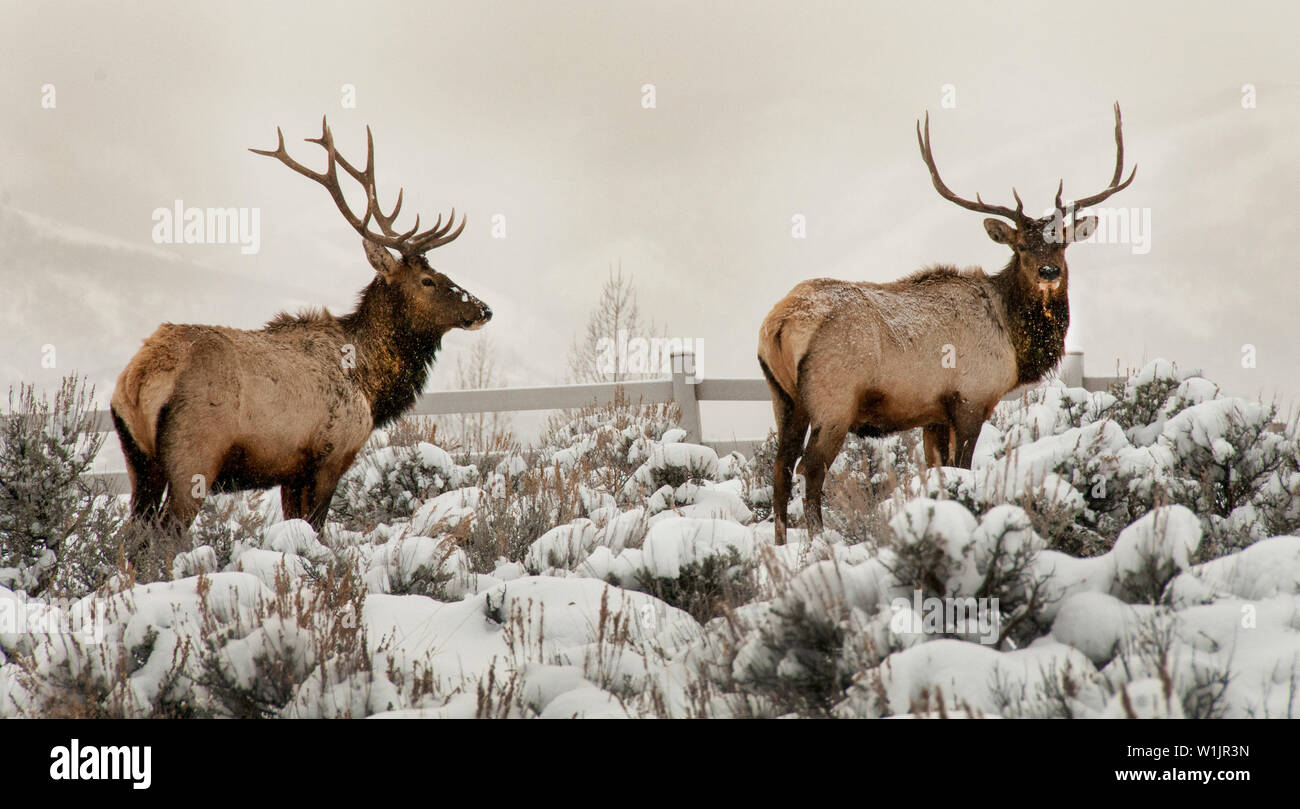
[758, 104, 1136, 544]
[111, 118, 491, 538]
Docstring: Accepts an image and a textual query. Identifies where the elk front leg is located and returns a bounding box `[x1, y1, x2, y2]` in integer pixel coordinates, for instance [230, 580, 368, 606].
[945, 396, 990, 470]
[304, 469, 345, 533]
[923, 423, 951, 467]
[952, 414, 987, 469]
[280, 482, 308, 523]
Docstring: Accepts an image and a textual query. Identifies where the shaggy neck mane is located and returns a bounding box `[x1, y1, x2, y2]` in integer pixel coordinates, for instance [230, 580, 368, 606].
[337, 278, 442, 427]
[991, 257, 1069, 385]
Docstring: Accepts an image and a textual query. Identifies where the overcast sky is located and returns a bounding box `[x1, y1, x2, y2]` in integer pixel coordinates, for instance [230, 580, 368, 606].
[2, 0, 1298, 445]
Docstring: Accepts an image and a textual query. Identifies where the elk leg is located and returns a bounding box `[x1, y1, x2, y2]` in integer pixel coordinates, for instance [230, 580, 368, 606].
[771, 400, 810, 546]
[156, 431, 222, 533]
[126, 457, 168, 522]
[304, 470, 344, 533]
[799, 423, 848, 539]
[922, 423, 951, 467]
[943, 396, 987, 470]
[147, 456, 214, 573]
[161, 460, 214, 531]
[952, 416, 985, 469]
[113, 410, 167, 521]
[280, 483, 307, 522]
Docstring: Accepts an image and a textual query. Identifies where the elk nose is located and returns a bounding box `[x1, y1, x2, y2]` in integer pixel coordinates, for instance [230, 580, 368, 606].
[1038, 265, 1061, 281]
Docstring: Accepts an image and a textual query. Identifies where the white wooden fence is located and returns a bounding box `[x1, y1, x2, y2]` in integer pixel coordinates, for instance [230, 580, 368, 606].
[78, 350, 1121, 492]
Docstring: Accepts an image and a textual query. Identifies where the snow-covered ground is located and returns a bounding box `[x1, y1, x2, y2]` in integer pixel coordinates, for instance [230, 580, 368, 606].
[2, 360, 1299, 718]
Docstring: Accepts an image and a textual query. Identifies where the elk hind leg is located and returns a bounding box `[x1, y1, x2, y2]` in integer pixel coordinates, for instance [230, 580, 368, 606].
[156, 415, 225, 534]
[112, 409, 166, 522]
[768, 401, 809, 547]
[799, 422, 848, 539]
[772, 407, 810, 546]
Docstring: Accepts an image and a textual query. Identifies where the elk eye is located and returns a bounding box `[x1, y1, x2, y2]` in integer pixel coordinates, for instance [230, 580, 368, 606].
[421, 278, 435, 287]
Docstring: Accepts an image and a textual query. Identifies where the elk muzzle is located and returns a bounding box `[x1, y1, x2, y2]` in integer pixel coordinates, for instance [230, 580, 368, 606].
[463, 299, 492, 331]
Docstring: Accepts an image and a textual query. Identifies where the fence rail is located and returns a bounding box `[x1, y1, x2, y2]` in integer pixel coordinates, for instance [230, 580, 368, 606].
[79, 350, 1121, 491]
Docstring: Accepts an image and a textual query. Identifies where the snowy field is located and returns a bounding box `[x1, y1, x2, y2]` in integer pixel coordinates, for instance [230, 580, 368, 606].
[3, 359, 1299, 718]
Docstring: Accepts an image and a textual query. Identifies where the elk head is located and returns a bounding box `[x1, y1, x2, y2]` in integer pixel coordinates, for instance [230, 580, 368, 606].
[251, 118, 492, 339]
[917, 103, 1136, 313]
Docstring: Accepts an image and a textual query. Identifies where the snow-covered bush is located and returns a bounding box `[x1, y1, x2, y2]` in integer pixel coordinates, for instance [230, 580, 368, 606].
[189, 491, 274, 571]
[5, 358, 1299, 719]
[0, 378, 123, 597]
[616, 517, 759, 623]
[538, 394, 680, 499]
[330, 442, 477, 531]
[1157, 399, 1300, 555]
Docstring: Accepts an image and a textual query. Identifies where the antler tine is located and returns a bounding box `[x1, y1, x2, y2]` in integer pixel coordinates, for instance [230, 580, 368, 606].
[321, 124, 443, 249]
[252, 118, 381, 240]
[1069, 102, 1138, 211]
[252, 118, 466, 256]
[1108, 102, 1125, 188]
[916, 111, 1025, 222]
[408, 211, 467, 252]
[431, 209, 457, 238]
[374, 187, 404, 231]
[250, 127, 324, 184]
[326, 124, 388, 232]
[395, 214, 421, 242]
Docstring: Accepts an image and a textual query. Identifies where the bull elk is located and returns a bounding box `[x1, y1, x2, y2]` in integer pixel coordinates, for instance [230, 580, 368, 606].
[111, 118, 492, 537]
[758, 104, 1136, 544]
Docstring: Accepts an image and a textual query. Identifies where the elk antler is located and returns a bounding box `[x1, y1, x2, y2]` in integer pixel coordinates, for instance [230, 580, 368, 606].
[917, 111, 1028, 224]
[250, 117, 465, 256]
[1058, 102, 1138, 214]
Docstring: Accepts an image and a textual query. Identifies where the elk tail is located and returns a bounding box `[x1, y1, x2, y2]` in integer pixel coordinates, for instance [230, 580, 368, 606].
[757, 320, 802, 403]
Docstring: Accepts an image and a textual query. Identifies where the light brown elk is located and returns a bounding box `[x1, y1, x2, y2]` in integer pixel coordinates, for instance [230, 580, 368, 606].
[111, 118, 491, 537]
[758, 104, 1136, 544]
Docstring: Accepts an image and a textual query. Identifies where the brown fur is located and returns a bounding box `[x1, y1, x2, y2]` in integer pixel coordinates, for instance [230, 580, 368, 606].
[759, 107, 1136, 544]
[111, 247, 491, 534]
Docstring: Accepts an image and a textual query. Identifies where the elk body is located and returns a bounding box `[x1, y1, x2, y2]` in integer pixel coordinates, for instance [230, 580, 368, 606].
[111, 119, 491, 535]
[759, 105, 1136, 544]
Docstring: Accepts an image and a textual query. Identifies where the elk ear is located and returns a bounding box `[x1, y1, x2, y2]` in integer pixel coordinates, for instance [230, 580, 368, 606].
[1066, 215, 1098, 244]
[983, 218, 1019, 245]
[363, 239, 400, 276]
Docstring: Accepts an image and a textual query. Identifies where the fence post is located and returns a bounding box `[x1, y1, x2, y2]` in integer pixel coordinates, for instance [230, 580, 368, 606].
[671, 350, 702, 443]
[1062, 351, 1084, 388]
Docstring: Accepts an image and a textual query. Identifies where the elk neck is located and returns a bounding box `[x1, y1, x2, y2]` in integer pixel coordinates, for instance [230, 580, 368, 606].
[990, 257, 1069, 385]
[339, 277, 443, 428]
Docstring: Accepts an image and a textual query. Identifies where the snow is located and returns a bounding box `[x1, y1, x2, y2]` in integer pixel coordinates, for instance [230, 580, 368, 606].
[524, 520, 599, 573]
[4, 357, 1299, 719]
[1050, 592, 1150, 665]
[410, 487, 485, 535]
[1166, 535, 1300, 605]
[1110, 506, 1201, 583]
[839, 638, 1100, 718]
[623, 443, 720, 496]
[264, 519, 335, 564]
[638, 517, 755, 579]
